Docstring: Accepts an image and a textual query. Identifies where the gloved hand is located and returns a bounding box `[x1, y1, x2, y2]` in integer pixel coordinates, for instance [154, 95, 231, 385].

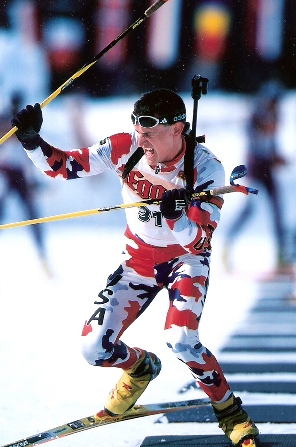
[11, 103, 43, 150]
[160, 188, 189, 220]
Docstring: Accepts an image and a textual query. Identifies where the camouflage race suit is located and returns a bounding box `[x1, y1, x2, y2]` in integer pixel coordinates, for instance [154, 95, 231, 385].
[26, 131, 231, 404]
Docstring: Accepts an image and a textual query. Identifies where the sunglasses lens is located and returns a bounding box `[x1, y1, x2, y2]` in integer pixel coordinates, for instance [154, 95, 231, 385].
[138, 116, 158, 127]
[131, 114, 159, 128]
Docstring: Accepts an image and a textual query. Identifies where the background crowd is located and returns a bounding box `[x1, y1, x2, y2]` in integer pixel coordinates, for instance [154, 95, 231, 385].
[0, 0, 295, 280]
[0, 0, 295, 100]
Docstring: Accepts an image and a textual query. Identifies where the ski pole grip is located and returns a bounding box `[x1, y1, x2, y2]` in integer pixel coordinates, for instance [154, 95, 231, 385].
[145, 0, 169, 17]
[191, 75, 209, 101]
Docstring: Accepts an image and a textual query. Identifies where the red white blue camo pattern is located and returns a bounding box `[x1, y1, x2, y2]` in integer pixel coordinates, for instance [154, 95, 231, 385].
[26, 132, 232, 403]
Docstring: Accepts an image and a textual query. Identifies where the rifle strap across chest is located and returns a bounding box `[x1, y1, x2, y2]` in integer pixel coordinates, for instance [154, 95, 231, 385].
[183, 132, 205, 195]
[122, 133, 205, 194]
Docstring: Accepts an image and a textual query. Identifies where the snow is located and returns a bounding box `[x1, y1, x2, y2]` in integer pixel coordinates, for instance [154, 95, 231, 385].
[0, 91, 296, 446]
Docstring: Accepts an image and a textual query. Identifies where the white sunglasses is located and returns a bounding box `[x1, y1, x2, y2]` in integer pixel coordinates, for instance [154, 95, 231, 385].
[131, 112, 186, 128]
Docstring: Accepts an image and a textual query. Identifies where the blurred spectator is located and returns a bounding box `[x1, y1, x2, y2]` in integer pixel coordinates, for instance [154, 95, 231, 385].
[0, 0, 49, 109]
[223, 79, 289, 276]
[0, 94, 51, 275]
[0, 0, 51, 274]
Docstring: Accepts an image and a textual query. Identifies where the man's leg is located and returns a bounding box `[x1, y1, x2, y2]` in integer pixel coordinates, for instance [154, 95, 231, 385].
[160, 253, 259, 445]
[81, 261, 162, 414]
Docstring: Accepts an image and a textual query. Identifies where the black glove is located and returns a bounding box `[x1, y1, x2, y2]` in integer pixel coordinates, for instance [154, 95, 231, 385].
[11, 103, 43, 150]
[160, 188, 189, 220]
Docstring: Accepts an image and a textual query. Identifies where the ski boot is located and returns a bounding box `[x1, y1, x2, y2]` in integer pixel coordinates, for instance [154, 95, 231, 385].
[104, 348, 161, 416]
[212, 394, 259, 446]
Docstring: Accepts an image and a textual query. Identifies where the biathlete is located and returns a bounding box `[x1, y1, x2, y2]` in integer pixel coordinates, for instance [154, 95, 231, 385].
[11, 88, 259, 446]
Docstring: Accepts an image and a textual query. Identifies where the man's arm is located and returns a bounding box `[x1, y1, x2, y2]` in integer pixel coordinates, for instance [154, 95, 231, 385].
[160, 159, 225, 254]
[11, 103, 133, 180]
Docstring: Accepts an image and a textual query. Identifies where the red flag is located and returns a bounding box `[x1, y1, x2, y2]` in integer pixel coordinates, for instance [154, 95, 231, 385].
[194, 2, 231, 62]
[95, 0, 132, 67]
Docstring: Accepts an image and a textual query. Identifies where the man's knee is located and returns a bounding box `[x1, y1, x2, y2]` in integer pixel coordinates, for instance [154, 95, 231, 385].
[165, 328, 201, 360]
[81, 325, 113, 366]
[81, 340, 112, 366]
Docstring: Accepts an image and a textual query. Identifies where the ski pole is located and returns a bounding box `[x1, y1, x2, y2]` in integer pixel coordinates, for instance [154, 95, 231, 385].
[0, 0, 170, 145]
[0, 165, 258, 230]
[184, 75, 209, 195]
[191, 75, 208, 144]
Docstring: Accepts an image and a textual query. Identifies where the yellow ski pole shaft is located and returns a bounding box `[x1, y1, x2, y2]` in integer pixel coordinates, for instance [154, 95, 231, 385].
[0, 184, 256, 231]
[0, 200, 160, 230]
[0, 0, 170, 145]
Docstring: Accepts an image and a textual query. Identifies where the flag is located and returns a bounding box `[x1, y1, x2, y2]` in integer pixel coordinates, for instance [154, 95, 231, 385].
[95, 0, 132, 67]
[146, 0, 182, 69]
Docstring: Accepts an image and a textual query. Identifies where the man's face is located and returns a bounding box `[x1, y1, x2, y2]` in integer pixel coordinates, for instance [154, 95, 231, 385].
[134, 122, 183, 166]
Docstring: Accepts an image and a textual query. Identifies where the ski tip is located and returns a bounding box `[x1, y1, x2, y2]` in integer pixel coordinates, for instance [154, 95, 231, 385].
[240, 438, 257, 446]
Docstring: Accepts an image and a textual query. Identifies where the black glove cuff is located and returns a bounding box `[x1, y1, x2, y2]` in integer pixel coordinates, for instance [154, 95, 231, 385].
[20, 133, 42, 151]
[162, 209, 183, 220]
